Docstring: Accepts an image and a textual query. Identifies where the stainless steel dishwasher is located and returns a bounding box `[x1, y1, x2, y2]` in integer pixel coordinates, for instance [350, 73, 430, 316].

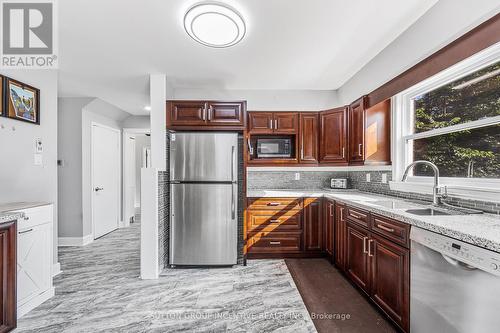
[410, 227, 500, 333]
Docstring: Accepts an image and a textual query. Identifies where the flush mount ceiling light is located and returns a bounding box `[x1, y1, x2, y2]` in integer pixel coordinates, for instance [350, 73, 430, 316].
[184, 2, 246, 48]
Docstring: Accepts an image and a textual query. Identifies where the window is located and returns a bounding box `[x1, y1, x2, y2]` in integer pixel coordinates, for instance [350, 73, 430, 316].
[392, 43, 500, 200]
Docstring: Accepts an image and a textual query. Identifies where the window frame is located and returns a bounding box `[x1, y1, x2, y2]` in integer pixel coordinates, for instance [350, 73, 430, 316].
[391, 42, 500, 202]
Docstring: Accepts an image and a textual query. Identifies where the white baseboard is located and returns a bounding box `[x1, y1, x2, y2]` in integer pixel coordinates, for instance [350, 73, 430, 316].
[52, 262, 62, 277]
[58, 234, 94, 246]
[18, 287, 55, 318]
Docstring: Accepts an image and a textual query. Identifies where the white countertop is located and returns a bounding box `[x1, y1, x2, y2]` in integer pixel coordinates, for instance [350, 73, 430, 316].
[247, 189, 500, 253]
[0, 212, 24, 224]
[0, 202, 53, 212]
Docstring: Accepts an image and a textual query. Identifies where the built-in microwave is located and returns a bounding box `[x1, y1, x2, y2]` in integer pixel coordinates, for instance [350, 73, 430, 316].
[256, 138, 292, 158]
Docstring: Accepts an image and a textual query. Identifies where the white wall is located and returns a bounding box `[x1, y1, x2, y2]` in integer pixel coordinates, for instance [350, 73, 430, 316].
[81, 99, 130, 237]
[172, 88, 340, 111]
[0, 70, 58, 265]
[150, 74, 166, 170]
[122, 115, 150, 129]
[58, 97, 92, 238]
[337, 0, 500, 104]
[134, 135, 151, 207]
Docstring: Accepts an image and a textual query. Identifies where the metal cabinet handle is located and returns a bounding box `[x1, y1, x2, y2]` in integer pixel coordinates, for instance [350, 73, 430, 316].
[207, 105, 212, 121]
[269, 119, 273, 129]
[342, 147, 345, 158]
[368, 239, 374, 257]
[202, 105, 207, 121]
[358, 143, 363, 156]
[23, 216, 30, 220]
[340, 208, 343, 221]
[269, 219, 280, 223]
[19, 228, 33, 234]
[269, 241, 281, 245]
[363, 237, 368, 254]
[247, 138, 254, 155]
[301, 148, 304, 160]
[377, 224, 395, 233]
[329, 204, 333, 217]
[267, 202, 280, 206]
[274, 119, 278, 130]
[350, 212, 362, 219]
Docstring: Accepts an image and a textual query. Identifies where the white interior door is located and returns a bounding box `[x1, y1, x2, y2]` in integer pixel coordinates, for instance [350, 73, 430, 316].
[92, 124, 120, 239]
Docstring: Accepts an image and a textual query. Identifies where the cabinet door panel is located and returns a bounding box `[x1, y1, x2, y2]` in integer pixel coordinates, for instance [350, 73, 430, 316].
[207, 102, 244, 126]
[345, 222, 370, 293]
[334, 203, 346, 270]
[319, 108, 347, 163]
[349, 97, 366, 162]
[274, 113, 298, 134]
[370, 233, 409, 332]
[303, 198, 322, 252]
[0, 221, 16, 331]
[324, 199, 334, 256]
[168, 101, 207, 126]
[248, 112, 273, 133]
[17, 224, 51, 306]
[299, 113, 318, 163]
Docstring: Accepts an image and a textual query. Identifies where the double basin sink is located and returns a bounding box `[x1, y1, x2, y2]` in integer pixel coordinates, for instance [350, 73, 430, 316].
[369, 200, 482, 216]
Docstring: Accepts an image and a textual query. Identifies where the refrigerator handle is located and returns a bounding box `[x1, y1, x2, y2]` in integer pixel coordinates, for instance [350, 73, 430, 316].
[231, 183, 236, 220]
[231, 146, 236, 182]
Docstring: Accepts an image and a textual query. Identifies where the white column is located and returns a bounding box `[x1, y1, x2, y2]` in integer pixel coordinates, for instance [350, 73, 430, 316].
[140, 168, 159, 279]
[150, 74, 167, 171]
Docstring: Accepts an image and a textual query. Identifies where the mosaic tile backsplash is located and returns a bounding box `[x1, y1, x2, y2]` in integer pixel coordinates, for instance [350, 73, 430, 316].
[247, 170, 500, 214]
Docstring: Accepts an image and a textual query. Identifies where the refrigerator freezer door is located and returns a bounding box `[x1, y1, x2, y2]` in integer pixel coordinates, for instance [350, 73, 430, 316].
[170, 132, 238, 182]
[170, 183, 237, 265]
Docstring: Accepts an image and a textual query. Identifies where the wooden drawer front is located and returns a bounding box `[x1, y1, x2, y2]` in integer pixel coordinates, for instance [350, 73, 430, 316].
[247, 211, 302, 232]
[247, 232, 301, 253]
[169, 101, 207, 125]
[371, 214, 410, 247]
[207, 102, 244, 126]
[13, 205, 53, 230]
[247, 197, 302, 211]
[346, 206, 370, 228]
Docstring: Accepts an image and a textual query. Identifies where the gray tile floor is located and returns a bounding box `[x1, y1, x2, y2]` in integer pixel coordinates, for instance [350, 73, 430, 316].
[16, 220, 316, 333]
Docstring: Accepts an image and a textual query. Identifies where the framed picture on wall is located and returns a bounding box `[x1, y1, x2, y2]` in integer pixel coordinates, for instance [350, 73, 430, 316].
[5, 77, 40, 125]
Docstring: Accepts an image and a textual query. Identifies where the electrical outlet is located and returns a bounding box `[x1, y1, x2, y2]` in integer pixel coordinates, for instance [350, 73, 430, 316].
[295, 172, 300, 180]
[366, 173, 371, 182]
[381, 173, 388, 184]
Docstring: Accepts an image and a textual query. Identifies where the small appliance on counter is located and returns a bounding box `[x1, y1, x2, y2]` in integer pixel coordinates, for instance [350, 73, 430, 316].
[330, 178, 348, 189]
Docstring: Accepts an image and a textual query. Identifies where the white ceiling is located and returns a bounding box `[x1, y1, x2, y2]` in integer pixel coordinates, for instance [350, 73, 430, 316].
[58, 0, 438, 115]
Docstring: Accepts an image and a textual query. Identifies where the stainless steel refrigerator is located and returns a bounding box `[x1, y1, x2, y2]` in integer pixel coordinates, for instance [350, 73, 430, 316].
[169, 132, 238, 266]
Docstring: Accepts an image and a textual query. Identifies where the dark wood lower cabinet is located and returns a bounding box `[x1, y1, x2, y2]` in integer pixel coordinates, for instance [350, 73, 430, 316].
[303, 198, 322, 253]
[345, 221, 370, 293]
[324, 199, 334, 258]
[0, 221, 16, 333]
[370, 233, 409, 332]
[334, 203, 346, 270]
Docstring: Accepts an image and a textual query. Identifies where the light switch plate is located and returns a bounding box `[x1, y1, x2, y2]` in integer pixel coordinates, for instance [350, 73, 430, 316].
[34, 154, 43, 166]
[295, 172, 300, 180]
[381, 173, 388, 184]
[366, 173, 371, 182]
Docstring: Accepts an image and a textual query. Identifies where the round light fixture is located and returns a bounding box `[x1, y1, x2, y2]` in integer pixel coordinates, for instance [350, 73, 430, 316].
[184, 2, 246, 48]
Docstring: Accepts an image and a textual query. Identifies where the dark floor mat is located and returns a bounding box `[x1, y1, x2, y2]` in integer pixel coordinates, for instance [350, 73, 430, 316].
[286, 258, 398, 333]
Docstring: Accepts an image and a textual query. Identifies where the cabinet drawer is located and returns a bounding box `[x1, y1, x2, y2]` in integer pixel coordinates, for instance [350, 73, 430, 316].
[247, 232, 301, 253]
[371, 214, 410, 247]
[247, 197, 302, 211]
[346, 206, 370, 228]
[12, 205, 53, 230]
[247, 210, 302, 232]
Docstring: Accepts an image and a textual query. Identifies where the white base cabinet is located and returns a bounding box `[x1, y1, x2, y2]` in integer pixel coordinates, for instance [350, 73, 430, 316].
[12, 204, 54, 318]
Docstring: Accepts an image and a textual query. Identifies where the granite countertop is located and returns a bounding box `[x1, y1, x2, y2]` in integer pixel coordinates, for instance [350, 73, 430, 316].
[0, 212, 24, 224]
[0, 202, 53, 212]
[247, 189, 500, 253]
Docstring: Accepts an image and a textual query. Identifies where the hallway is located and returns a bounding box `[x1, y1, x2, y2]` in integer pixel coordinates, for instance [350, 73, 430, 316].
[17, 221, 315, 332]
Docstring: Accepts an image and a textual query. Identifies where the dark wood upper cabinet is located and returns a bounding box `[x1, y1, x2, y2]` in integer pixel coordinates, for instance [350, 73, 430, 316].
[167, 100, 246, 130]
[207, 102, 244, 126]
[324, 199, 335, 258]
[334, 202, 346, 271]
[348, 96, 391, 165]
[299, 113, 319, 163]
[303, 198, 323, 252]
[370, 233, 409, 333]
[349, 97, 366, 163]
[0, 221, 17, 333]
[274, 113, 298, 134]
[248, 112, 274, 133]
[319, 107, 347, 164]
[345, 221, 370, 294]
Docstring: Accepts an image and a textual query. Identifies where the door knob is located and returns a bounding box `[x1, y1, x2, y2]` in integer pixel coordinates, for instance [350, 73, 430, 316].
[95, 187, 104, 192]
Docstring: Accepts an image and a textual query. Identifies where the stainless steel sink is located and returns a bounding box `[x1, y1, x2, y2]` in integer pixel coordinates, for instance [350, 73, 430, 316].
[405, 208, 458, 216]
[372, 200, 417, 210]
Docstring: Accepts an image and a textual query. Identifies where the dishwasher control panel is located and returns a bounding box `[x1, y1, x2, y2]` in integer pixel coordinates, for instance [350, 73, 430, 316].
[411, 227, 500, 276]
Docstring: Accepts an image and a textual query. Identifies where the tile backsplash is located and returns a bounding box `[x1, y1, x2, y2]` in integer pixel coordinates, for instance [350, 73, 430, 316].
[247, 170, 500, 214]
